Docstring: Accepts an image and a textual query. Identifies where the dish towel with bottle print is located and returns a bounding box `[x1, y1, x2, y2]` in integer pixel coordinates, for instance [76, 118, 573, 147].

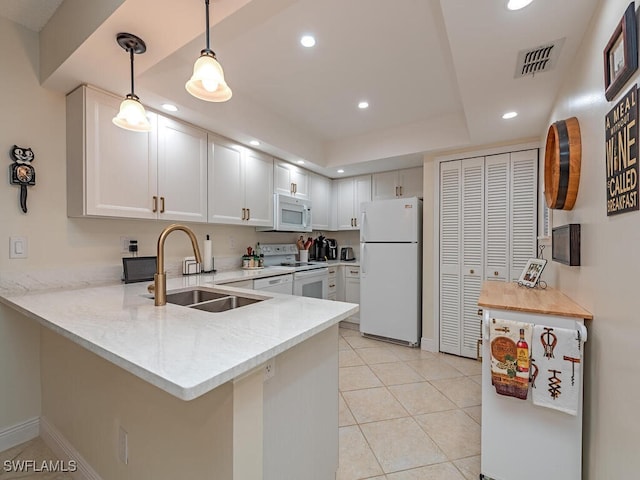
[531, 324, 582, 415]
[489, 318, 532, 400]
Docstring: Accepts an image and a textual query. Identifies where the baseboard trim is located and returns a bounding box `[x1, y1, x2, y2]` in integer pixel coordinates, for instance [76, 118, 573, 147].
[40, 416, 102, 480]
[421, 337, 438, 352]
[0, 417, 40, 452]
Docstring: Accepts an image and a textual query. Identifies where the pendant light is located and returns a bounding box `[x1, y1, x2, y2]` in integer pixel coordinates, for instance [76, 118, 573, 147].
[112, 33, 152, 132]
[185, 0, 232, 102]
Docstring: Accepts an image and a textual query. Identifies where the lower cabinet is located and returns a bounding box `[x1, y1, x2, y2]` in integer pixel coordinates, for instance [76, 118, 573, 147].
[327, 265, 338, 300]
[342, 265, 361, 324]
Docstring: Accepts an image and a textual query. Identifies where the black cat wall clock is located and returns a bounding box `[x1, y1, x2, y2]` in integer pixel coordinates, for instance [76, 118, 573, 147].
[9, 145, 36, 213]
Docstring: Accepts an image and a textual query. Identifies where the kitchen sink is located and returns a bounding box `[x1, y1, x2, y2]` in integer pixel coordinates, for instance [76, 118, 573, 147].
[161, 287, 268, 312]
[190, 296, 263, 313]
[165, 289, 229, 306]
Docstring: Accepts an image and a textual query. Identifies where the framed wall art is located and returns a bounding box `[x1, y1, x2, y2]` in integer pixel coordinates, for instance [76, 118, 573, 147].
[518, 258, 547, 288]
[604, 2, 638, 101]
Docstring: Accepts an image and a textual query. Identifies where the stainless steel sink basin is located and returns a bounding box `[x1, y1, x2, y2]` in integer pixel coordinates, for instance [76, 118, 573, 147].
[191, 296, 263, 313]
[165, 289, 228, 306]
[161, 287, 268, 313]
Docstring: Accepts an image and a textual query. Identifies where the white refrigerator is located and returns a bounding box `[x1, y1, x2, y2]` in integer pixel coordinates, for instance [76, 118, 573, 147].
[359, 197, 422, 346]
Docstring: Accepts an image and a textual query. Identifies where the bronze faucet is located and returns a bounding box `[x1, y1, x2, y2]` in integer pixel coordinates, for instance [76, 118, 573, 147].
[151, 224, 202, 306]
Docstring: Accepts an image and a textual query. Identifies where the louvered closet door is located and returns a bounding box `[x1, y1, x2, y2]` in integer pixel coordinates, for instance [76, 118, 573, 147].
[439, 161, 462, 355]
[509, 150, 538, 281]
[461, 158, 484, 358]
[484, 154, 510, 282]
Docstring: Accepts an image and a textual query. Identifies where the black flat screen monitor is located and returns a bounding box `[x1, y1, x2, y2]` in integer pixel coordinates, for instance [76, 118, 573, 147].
[552, 224, 581, 266]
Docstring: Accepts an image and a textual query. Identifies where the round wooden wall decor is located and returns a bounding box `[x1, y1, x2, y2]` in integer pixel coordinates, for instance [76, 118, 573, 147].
[544, 117, 582, 210]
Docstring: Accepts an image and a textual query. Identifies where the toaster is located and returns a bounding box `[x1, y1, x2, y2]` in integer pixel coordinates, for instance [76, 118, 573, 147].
[340, 247, 355, 261]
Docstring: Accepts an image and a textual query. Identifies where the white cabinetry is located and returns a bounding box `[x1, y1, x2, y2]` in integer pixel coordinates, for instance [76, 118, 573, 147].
[335, 175, 371, 230]
[309, 172, 332, 230]
[156, 116, 208, 223]
[274, 160, 309, 198]
[327, 265, 338, 300]
[372, 166, 423, 200]
[67, 85, 207, 222]
[439, 150, 537, 358]
[344, 266, 361, 323]
[208, 135, 273, 226]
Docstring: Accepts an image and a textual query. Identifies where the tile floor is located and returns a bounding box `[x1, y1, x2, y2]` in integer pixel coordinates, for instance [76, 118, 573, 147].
[337, 326, 481, 480]
[0, 327, 482, 480]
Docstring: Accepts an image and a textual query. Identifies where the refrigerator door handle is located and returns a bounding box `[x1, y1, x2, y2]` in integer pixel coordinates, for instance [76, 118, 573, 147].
[360, 211, 366, 242]
[360, 242, 366, 274]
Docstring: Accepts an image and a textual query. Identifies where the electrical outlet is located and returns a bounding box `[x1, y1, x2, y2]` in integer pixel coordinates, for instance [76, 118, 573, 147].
[120, 236, 135, 254]
[118, 426, 128, 464]
[264, 359, 276, 380]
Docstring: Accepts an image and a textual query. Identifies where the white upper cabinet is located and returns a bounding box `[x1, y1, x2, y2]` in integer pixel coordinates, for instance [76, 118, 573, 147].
[156, 116, 208, 223]
[372, 166, 423, 200]
[309, 172, 332, 230]
[274, 160, 309, 198]
[67, 85, 158, 219]
[335, 175, 371, 230]
[67, 85, 207, 222]
[208, 135, 273, 227]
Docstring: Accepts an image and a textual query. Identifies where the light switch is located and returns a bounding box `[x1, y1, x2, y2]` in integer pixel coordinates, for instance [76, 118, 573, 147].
[10, 236, 28, 259]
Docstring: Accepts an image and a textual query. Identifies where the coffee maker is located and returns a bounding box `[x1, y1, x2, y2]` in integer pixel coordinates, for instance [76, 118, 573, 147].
[326, 239, 338, 260]
[311, 235, 328, 261]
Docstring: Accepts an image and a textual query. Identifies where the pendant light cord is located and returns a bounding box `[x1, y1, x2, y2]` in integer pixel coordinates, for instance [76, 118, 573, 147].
[129, 46, 136, 97]
[203, 0, 215, 56]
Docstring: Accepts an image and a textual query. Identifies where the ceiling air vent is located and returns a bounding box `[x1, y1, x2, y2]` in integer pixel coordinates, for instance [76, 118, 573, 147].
[514, 38, 565, 78]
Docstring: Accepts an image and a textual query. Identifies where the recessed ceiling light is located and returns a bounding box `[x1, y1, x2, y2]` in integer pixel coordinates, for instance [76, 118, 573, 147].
[507, 0, 533, 10]
[296, 160, 305, 165]
[337, 169, 345, 173]
[300, 35, 316, 48]
[358, 101, 369, 109]
[249, 140, 260, 146]
[161, 103, 178, 112]
[502, 111, 518, 119]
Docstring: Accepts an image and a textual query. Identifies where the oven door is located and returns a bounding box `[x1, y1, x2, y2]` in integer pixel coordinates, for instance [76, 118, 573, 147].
[293, 268, 328, 299]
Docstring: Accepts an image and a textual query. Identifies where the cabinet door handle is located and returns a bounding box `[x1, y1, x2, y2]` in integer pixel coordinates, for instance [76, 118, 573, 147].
[470, 269, 475, 274]
[354, 217, 358, 227]
[160, 197, 165, 213]
[329, 283, 336, 288]
[242, 208, 246, 220]
[477, 309, 483, 316]
[247, 208, 250, 220]
[400, 185, 403, 196]
[294, 183, 297, 194]
[350, 270, 359, 274]
[395, 186, 399, 197]
[291, 182, 295, 194]
[152, 196, 158, 213]
[494, 271, 499, 276]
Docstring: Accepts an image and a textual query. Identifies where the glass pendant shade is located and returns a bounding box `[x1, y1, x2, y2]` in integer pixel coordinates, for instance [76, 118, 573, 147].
[112, 33, 151, 133]
[112, 95, 152, 132]
[186, 52, 232, 102]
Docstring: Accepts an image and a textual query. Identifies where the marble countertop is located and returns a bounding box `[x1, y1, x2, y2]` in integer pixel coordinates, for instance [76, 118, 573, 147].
[0, 272, 358, 401]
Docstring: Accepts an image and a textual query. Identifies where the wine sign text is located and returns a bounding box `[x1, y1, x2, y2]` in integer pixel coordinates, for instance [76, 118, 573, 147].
[605, 84, 639, 215]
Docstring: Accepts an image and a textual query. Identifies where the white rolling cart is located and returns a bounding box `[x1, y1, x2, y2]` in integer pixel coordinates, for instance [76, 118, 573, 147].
[478, 282, 592, 480]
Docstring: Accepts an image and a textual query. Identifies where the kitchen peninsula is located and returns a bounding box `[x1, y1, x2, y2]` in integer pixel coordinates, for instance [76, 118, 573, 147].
[0, 274, 358, 480]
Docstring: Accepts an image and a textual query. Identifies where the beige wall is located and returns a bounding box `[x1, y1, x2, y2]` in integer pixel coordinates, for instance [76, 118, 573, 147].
[543, 1, 639, 477]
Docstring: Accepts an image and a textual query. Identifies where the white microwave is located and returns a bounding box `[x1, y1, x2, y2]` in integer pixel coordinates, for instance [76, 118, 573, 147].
[257, 193, 312, 232]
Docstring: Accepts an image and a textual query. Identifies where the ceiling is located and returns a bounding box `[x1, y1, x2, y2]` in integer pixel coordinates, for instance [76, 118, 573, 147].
[0, 0, 600, 178]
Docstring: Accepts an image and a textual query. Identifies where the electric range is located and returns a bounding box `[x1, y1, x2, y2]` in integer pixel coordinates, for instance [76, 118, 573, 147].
[261, 244, 329, 298]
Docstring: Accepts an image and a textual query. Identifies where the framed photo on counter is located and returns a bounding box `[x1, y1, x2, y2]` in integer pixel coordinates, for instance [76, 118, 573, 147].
[604, 2, 638, 101]
[518, 258, 547, 288]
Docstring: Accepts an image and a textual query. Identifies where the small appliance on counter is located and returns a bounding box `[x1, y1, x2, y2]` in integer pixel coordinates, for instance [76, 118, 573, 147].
[340, 247, 355, 261]
[122, 256, 157, 284]
[326, 239, 338, 260]
[311, 234, 328, 261]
